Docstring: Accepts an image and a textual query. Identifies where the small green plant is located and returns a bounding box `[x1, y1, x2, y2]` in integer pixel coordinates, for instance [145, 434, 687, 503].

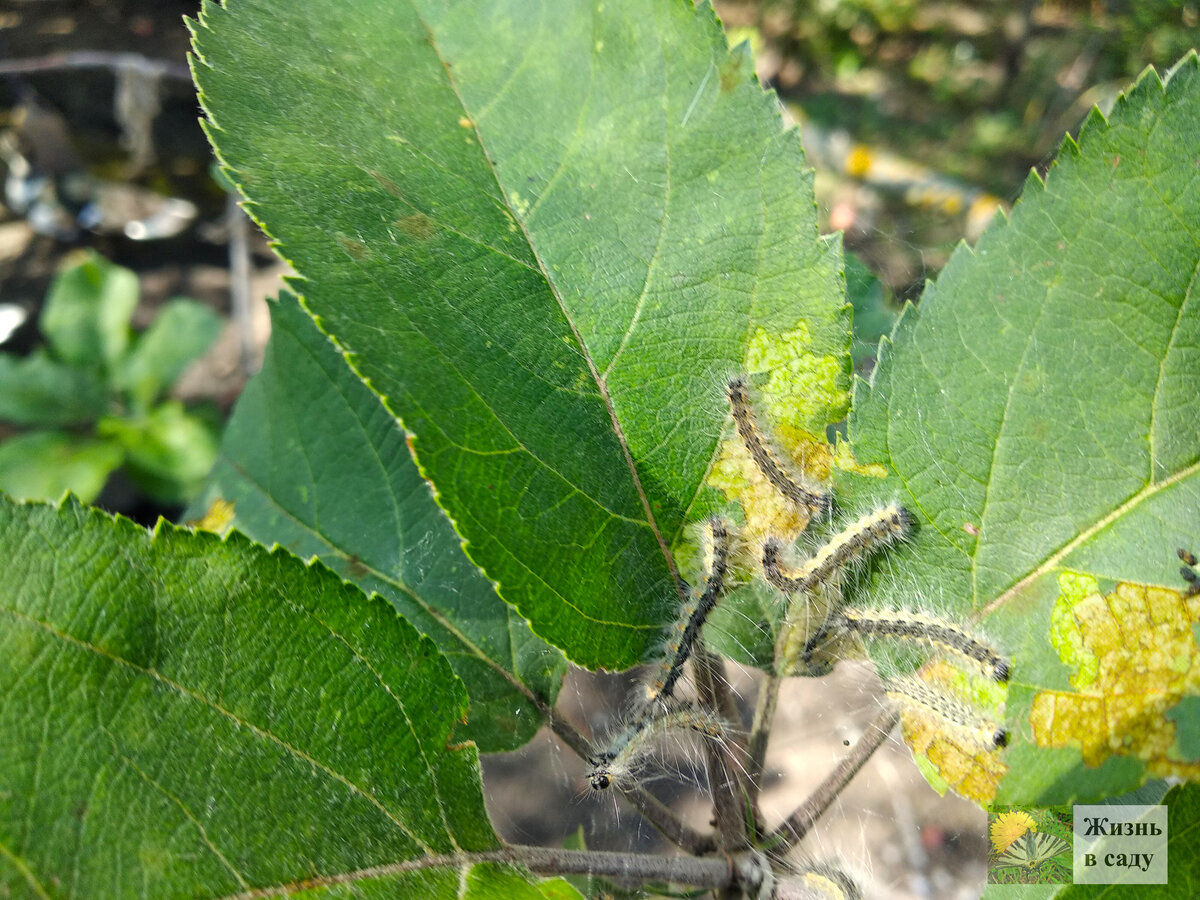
[0, 250, 221, 505]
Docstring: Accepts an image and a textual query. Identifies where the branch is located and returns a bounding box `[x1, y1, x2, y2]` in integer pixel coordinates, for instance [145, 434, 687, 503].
[766, 706, 899, 853]
[746, 670, 781, 802]
[217, 845, 743, 899]
[692, 644, 751, 853]
[0, 52, 191, 82]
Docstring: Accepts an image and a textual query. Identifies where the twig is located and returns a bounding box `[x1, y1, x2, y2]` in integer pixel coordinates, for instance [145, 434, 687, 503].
[692, 644, 750, 854]
[746, 670, 781, 803]
[766, 706, 899, 853]
[0, 52, 191, 83]
[226, 195, 258, 377]
[216, 845, 744, 899]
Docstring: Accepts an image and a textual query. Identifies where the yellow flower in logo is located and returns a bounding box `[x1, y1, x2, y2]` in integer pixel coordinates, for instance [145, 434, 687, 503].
[990, 811, 1037, 853]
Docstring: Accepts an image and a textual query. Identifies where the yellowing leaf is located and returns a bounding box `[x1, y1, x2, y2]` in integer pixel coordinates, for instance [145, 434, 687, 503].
[898, 661, 1008, 806]
[1030, 573, 1200, 778]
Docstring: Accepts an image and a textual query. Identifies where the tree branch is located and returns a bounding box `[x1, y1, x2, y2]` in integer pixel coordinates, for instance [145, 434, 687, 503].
[217, 845, 741, 898]
[766, 706, 899, 853]
[746, 670, 781, 802]
[692, 644, 751, 854]
[0, 52, 191, 82]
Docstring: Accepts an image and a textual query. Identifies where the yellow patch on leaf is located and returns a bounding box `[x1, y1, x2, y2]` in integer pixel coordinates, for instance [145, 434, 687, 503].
[188, 497, 236, 535]
[1030, 573, 1200, 778]
[744, 325, 848, 433]
[708, 430, 822, 548]
[898, 661, 1008, 806]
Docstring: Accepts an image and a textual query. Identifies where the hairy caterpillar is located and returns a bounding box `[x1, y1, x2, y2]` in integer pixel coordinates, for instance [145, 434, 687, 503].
[587, 704, 727, 792]
[821, 608, 1010, 683]
[727, 376, 829, 515]
[762, 503, 914, 596]
[643, 517, 729, 705]
[883, 675, 1007, 751]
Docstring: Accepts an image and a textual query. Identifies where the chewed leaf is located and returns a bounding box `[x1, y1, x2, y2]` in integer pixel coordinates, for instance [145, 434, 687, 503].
[1030, 573, 1200, 777]
[191, 0, 849, 671]
[895, 661, 1009, 806]
[845, 53, 1200, 804]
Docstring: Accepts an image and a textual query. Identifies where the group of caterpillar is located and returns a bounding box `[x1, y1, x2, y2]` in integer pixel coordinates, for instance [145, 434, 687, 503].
[732, 377, 1008, 752]
[588, 376, 1011, 792]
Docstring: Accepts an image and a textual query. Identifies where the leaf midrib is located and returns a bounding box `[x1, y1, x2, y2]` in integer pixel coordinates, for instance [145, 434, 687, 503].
[410, 1, 688, 604]
[982, 457, 1200, 616]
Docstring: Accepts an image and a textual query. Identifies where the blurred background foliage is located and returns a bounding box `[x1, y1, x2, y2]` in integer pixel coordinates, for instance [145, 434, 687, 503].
[717, 0, 1198, 316]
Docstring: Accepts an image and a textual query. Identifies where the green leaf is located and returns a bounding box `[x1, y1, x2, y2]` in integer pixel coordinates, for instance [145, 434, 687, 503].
[845, 252, 896, 372]
[0, 350, 108, 427]
[0, 496, 521, 897]
[98, 402, 220, 504]
[113, 298, 223, 412]
[191, 0, 848, 669]
[0, 431, 123, 503]
[847, 56, 1200, 805]
[39, 250, 139, 370]
[196, 292, 565, 751]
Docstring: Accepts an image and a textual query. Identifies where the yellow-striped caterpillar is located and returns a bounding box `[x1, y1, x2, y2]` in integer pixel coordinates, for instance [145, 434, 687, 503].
[643, 517, 729, 705]
[587, 703, 728, 792]
[815, 607, 1009, 683]
[883, 675, 1007, 751]
[762, 503, 914, 596]
[727, 376, 829, 515]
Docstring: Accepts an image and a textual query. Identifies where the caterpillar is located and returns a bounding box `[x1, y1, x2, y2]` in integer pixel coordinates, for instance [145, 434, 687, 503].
[643, 517, 730, 705]
[883, 675, 1007, 751]
[586, 704, 727, 792]
[727, 377, 829, 515]
[1179, 547, 1199, 598]
[811, 607, 1010, 682]
[762, 503, 914, 596]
